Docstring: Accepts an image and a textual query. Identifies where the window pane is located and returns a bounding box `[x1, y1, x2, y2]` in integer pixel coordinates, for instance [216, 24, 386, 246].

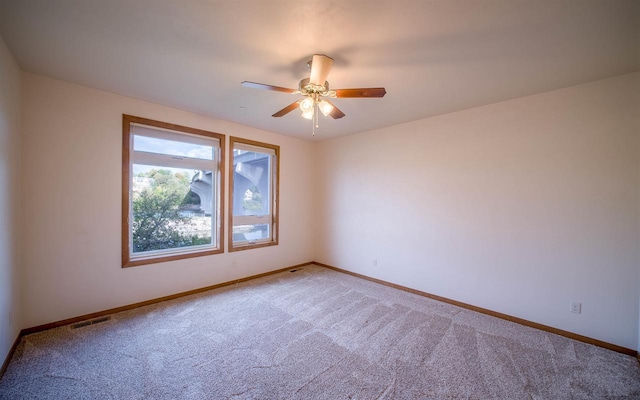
[134, 135, 214, 160]
[232, 149, 271, 217]
[232, 224, 270, 243]
[229, 137, 278, 251]
[132, 164, 213, 253]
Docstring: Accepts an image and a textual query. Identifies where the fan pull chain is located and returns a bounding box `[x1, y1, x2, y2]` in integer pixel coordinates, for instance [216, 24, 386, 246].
[312, 102, 319, 136]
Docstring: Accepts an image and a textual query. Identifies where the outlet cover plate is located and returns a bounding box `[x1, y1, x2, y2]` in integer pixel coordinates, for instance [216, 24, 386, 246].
[570, 302, 581, 314]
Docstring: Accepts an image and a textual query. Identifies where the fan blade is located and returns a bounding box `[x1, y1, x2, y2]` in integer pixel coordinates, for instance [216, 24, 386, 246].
[334, 88, 386, 98]
[325, 100, 345, 119]
[241, 81, 297, 94]
[272, 100, 300, 117]
[309, 54, 333, 86]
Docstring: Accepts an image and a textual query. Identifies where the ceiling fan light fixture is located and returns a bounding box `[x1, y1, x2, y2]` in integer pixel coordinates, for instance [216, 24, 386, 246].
[299, 97, 314, 112]
[301, 108, 314, 120]
[318, 100, 334, 117]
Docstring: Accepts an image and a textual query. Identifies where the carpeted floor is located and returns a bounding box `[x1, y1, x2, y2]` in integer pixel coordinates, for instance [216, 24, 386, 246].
[1, 264, 639, 399]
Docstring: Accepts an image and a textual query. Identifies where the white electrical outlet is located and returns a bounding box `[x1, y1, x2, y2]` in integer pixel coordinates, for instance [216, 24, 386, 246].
[373, 259, 378, 266]
[570, 302, 581, 314]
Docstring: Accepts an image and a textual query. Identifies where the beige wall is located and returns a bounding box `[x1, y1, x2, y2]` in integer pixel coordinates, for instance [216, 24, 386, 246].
[0, 35, 22, 363]
[7, 63, 640, 352]
[20, 73, 315, 328]
[315, 72, 640, 350]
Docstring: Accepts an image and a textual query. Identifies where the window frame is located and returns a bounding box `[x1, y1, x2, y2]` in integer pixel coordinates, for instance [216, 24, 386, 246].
[122, 114, 225, 268]
[228, 137, 279, 252]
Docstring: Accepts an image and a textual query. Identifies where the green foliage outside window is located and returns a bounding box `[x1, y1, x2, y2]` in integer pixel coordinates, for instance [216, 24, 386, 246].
[132, 169, 210, 253]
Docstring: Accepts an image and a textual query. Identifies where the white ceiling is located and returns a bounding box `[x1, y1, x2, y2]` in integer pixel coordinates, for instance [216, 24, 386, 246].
[1, 0, 638, 141]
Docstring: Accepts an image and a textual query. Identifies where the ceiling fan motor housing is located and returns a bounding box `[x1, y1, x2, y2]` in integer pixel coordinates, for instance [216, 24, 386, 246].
[298, 78, 335, 98]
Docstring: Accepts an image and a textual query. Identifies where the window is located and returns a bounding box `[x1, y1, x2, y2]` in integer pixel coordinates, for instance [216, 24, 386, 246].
[229, 137, 279, 251]
[122, 115, 225, 267]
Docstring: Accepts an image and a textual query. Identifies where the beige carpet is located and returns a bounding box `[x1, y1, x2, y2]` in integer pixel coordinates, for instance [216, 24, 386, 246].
[1, 264, 639, 399]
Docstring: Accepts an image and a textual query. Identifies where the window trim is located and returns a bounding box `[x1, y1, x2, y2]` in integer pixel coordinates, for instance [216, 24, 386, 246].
[122, 114, 225, 268]
[228, 136, 279, 252]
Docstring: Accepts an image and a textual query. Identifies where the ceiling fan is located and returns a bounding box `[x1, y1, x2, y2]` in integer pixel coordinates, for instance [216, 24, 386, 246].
[242, 54, 386, 134]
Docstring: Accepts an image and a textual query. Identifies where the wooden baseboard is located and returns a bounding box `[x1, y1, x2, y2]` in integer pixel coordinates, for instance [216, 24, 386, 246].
[21, 261, 314, 336]
[314, 262, 638, 358]
[0, 331, 23, 379]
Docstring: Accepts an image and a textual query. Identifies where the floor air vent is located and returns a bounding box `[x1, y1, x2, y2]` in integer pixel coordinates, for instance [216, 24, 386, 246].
[71, 316, 111, 329]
